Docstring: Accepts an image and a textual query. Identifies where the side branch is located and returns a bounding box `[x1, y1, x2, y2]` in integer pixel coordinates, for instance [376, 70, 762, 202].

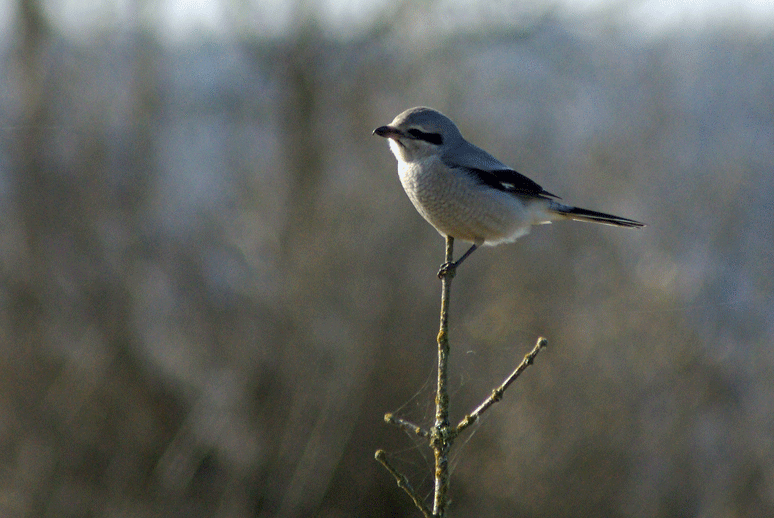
[456, 337, 548, 434]
[375, 450, 433, 518]
[384, 413, 430, 438]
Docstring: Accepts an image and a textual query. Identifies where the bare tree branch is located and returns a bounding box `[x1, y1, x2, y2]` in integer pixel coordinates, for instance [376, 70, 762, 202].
[430, 235, 455, 517]
[456, 337, 548, 435]
[374, 450, 433, 518]
[377, 237, 548, 517]
[385, 413, 430, 438]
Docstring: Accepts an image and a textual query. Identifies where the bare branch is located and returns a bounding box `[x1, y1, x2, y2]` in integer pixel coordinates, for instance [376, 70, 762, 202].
[431, 235, 455, 517]
[384, 413, 430, 438]
[456, 337, 548, 434]
[374, 450, 433, 518]
[377, 235, 548, 517]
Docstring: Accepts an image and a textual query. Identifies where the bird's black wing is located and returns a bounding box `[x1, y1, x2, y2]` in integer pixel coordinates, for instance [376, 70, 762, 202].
[467, 167, 560, 200]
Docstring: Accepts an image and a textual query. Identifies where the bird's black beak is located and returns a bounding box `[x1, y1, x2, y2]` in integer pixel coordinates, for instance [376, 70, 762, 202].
[373, 125, 402, 139]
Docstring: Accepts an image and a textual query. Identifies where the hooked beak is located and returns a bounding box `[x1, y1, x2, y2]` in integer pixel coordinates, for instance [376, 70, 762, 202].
[373, 125, 403, 139]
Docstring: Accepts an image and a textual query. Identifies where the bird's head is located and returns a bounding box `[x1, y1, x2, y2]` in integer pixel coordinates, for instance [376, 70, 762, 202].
[373, 107, 462, 162]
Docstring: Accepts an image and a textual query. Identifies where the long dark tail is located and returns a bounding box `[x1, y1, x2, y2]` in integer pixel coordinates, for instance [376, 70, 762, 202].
[551, 203, 645, 228]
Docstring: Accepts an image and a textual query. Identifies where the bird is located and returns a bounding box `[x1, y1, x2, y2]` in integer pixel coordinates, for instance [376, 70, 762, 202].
[373, 107, 644, 276]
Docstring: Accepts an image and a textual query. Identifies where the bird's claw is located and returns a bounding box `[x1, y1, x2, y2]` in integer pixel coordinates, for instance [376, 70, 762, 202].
[437, 261, 457, 279]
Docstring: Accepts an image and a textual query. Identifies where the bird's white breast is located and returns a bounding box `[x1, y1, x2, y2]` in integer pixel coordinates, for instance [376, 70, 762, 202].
[396, 156, 546, 245]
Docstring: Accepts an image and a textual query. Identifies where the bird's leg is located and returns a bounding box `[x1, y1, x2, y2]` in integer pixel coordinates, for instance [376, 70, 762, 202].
[437, 243, 479, 278]
[453, 243, 479, 268]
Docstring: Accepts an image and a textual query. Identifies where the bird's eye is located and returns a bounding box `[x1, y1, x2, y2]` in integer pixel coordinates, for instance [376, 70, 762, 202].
[407, 129, 443, 146]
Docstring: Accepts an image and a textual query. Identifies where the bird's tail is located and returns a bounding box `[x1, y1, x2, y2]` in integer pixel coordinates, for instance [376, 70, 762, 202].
[550, 203, 645, 228]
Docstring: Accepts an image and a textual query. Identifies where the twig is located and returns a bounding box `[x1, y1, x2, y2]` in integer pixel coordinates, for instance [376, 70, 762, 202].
[456, 337, 548, 434]
[375, 450, 433, 518]
[431, 235, 456, 517]
[384, 413, 430, 438]
[375, 235, 548, 517]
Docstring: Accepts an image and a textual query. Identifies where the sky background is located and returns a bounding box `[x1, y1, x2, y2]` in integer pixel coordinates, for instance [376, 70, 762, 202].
[2, 0, 773, 42]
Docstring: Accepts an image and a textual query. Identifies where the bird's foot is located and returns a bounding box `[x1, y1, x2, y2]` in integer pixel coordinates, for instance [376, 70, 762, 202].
[437, 261, 457, 279]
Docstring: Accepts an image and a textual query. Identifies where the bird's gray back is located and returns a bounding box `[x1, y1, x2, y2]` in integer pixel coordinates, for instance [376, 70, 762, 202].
[441, 139, 511, 173]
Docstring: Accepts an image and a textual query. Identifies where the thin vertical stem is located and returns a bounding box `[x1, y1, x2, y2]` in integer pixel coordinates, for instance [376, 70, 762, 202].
[432, 235, 455, 517]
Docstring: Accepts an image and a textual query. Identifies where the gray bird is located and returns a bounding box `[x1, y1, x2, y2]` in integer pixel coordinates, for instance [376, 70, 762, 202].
[373, 107, 644, 274]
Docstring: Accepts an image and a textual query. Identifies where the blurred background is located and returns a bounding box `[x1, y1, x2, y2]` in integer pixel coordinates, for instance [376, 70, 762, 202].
[1, 0, 773, 516]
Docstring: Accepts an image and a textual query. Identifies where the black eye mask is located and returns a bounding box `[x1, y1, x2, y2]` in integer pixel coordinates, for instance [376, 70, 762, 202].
[407, 129, 443, 146]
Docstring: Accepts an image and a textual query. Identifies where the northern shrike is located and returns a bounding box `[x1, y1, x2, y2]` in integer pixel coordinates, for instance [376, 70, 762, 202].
[373, 107, 644, 274]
